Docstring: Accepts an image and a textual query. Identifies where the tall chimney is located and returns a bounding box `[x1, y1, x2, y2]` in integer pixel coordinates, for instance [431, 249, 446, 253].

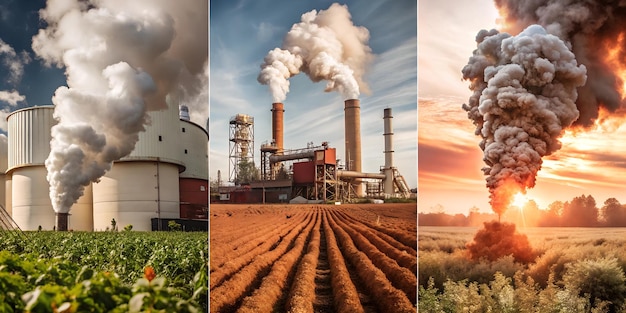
[344, 99, 363, 196]
[56, 212, 68, 231]
[271, 103, 284, 152]
[383, 108, 395, 195]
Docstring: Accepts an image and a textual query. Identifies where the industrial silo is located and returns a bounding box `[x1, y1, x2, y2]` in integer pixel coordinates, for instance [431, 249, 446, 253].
[179, 106, 208, 219]
[6, 106, 93, 231]
[0, 135, 7, 213]
[92, 96, 184, 231]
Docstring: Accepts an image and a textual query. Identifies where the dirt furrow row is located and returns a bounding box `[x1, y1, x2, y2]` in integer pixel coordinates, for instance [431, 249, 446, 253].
[284, 209, 325, 313]
[329, 210, 417, 304]
[322, 209, 365, 313]
[210, 212, 311, 289]
[210, 211, 307, 256]
[210, 211, 316, 313]
[210, 211, 310, 274]
[333, 210, 417, 273]
[338, 209, 417, 254]
[326, 209, 415, 313]
[235, 210, 320, 312]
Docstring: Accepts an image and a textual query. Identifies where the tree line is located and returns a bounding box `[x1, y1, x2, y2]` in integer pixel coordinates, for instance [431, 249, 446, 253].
[420, 195, 626, 227]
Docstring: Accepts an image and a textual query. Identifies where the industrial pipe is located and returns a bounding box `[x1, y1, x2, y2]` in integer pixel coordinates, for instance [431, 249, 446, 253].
[56, 212, 68, 231]
[269, 150, 315, 163]
[337, 170, 385, 180]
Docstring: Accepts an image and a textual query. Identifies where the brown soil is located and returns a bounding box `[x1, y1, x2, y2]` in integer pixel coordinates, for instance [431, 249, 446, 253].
[210, 203, 417, 313]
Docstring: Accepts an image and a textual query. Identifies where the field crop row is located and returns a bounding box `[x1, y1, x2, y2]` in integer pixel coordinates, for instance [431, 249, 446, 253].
[0, 230, 208, 312]
[209, 203, 417, 313]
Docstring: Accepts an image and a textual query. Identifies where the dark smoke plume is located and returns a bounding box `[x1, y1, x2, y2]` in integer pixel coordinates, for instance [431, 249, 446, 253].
[462, 25, 587, 215]
[495, 0, 626, 126]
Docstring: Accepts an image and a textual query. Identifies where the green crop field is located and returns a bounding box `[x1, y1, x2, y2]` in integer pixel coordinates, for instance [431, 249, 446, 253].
[419, 226, 626, 313]
[0, 230, 208, 312]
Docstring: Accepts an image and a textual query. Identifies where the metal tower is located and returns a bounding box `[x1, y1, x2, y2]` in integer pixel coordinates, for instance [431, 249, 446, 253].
[229, 114, 254, 183]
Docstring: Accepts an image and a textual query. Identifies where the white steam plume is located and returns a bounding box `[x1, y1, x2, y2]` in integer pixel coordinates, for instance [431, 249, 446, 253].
[33, 0, 207, 214]
[258, 3, 373, 102]
[462, 25, 587, 215]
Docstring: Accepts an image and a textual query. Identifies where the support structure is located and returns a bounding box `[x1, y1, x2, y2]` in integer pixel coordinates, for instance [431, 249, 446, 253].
[229, 114, 254, 183]
[314, 149, 338, 202]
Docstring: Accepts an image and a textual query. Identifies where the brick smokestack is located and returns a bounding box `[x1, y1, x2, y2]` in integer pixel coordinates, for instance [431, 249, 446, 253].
[271, 103, 284, 153]
[344, 99, 362, 195]
[56, 212, 68, 231]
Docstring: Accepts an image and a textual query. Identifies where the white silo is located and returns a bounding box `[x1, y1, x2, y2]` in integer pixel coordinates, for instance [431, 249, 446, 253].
[179, 107, 208, 219]
[0, 135, 7, 212]
[6, 106, 93, 231]
[92, 96, 184, 231]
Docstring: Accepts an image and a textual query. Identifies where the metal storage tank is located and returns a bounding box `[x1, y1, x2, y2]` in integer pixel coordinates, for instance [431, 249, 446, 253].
[92, 96, 184, 231]
[179, 115, 208, 219]
[6, 106, 93, 231]
[0, 135, 7, 212]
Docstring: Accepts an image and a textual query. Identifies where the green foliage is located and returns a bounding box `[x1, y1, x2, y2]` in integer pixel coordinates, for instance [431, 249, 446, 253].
[123, 224, 133, 232]
[383, 197, 417, 203]
[168, 220, 182, 231]
[419, 227, 626, 312]
[563, 257, 626, 312]
[0, 231, 208, 312]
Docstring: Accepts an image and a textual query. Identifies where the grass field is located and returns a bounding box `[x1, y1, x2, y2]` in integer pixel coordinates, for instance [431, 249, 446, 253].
[419, 226, 626, 312]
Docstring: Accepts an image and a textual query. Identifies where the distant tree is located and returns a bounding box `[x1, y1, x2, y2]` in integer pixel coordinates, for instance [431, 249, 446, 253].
[236, 158, 259, 185]
[538, 201, 564, 226]
[562, 195, 598, 227]
[209, 177, 220, 193]
[602, 198, 626, 227]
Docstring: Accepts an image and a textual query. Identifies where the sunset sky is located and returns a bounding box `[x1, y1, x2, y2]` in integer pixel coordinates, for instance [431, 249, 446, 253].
[418, 0, 626, 215]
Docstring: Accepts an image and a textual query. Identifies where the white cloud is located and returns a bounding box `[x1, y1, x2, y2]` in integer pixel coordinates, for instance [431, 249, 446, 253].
[0, 38, 30, 85]
[0, 90, 25, 106]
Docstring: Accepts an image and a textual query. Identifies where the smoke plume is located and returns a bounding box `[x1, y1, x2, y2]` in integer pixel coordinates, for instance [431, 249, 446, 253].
[462, 25, 587, 215]
[33, 0, 207, 214]
[494, 0, 626, 126]
[258, 3, 373, 102]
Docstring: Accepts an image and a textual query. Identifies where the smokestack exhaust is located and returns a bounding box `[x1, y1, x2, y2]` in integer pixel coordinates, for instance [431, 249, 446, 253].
[344, 99, 362, 196]
[56, 212, 68, 231]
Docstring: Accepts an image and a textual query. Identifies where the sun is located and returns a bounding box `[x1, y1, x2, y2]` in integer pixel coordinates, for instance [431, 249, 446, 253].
[512, 192, 529, 209]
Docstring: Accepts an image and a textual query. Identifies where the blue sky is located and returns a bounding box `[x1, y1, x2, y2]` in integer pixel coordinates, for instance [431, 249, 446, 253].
[0, 0, 65, 120]
[210, 0, 417, 188]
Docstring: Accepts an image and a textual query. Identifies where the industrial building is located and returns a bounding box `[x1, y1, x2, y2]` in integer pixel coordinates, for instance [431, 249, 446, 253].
[217, 99, 411, 204]
[3, 97, 208, 231]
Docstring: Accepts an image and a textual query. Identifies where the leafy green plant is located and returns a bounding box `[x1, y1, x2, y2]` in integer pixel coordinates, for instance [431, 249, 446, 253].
[563, 257, 626, 312]
[168, 220, 182, 231]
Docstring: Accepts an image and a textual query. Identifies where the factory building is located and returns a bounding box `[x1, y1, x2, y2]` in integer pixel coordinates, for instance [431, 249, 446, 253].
[4, 98, 208, 231]
[217, 98, 412, 204]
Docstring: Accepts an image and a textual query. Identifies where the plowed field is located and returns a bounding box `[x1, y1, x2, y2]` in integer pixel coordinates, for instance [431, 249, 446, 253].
[209, 203, 417, 313]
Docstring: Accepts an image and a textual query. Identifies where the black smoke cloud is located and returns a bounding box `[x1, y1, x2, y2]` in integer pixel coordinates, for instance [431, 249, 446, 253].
[462, 25, 587, 214]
